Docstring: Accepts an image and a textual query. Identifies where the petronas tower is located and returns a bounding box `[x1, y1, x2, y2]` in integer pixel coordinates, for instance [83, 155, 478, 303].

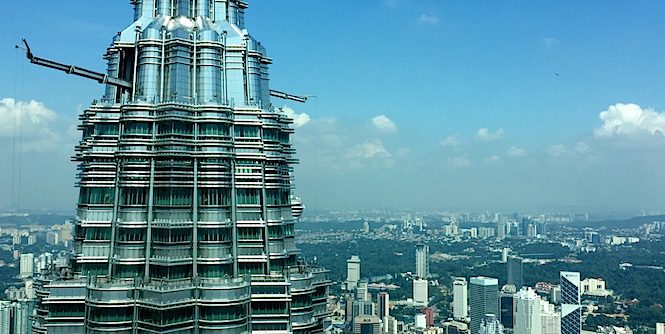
[32, 1, 330, 333]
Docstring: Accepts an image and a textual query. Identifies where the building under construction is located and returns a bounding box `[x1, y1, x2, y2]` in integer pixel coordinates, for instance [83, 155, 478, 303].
[28, 1, 330, 333]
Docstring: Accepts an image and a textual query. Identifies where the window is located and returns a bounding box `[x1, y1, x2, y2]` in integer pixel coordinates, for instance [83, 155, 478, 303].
[158, 121, 193, 136]
[79, 187, 115, 205]
[121, 188, 148, 206]
[124, 122, 151, 135]
[154, 188, 192, 206]
[96, 123, 119, 136]
[200, 123, 229, 136]
[234, 126, 260, 138]
[117, 228, 145, 242]
[199, 188, 230, 206]
[236, 188, 260, 205]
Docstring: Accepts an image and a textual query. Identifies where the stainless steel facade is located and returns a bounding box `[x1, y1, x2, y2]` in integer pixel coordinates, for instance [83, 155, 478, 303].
[33, 1, 330, 333]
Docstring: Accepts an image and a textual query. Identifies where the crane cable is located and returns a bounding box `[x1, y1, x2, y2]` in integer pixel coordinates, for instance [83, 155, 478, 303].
[10, 45, 24, 221]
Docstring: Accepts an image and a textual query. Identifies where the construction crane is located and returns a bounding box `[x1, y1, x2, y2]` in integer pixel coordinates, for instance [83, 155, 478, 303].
[19, 39, 308, 103]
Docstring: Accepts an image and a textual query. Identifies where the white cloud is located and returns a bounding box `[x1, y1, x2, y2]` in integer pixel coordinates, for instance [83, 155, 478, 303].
[574, 142, 590, 154]
[547, 144, 567, 157]
[484, 155, 501, 165]
[448, 156, 472, 168]
[417, 14, 440, 25]
[383, 0, 400, 7]
[440, 135, 461, 147]
[476, 128, 505, 141]
[281, 106, 311, 128]
[348, 139, 392, 160]
[506, 146, 526, 157]
[538, 37, 560, 48]
[0, 98, 63, 152]
[594, 103, 665, 138]
[371, 115, 397, 134]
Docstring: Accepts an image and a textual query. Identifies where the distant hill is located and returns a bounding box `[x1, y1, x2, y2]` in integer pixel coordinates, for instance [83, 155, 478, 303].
[569, 215, 665, 230]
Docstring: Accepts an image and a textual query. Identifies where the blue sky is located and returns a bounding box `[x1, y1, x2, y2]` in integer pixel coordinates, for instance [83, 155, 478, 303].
[2, 1, 665, 214]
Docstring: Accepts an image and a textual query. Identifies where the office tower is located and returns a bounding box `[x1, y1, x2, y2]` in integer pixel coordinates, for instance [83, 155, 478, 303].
[479, 314, 503, 334]
[353, 300, 377, 318]
[415, 313, 427, 329]
[520, 218, 531, 237]
[348, 255, 362, 290]
[46, 232, 59, 245]
[444, 321, 470, 334]
[656, 323, 664, 334]
[13, 234, 21, 245]
[514, 287, 560, 334]
[12, 300, 34, 334]
[415, 244, 429, 278]
[560, 272, 582, 334]
[0, 301, 10, 334]
[497, 222, 506, 240]
[357, 280, 370, 302]
[413, 278, 429, 306]
[378, 292, 390, 320]
[354, 316, 382, 334]
[541, 302, 561, 334]
[507, 256, 524, 289]
[385, 316, 399, 334]
[500, 290, 514, 330]
[31, 2, 331, 334]
[513, 288, 542, 334]
[422, 307, 435, 327]
[453, 278, 468, 321]
[470, 277, 500, 334]
[19, 254, 34, 279]
[501, 248, 509, 263]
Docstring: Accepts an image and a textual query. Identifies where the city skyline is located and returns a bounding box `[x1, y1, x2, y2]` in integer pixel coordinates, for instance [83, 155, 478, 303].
[3, 2, 665, 213]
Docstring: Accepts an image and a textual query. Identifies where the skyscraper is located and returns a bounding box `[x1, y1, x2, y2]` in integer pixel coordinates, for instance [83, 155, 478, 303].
[453, 278, 468, 321]
[31, 2, 331, 333]
[415, 244, 429, 279]
[378, 292, 390, 320]
[470, 277, 499, 334]
[19, 254, 33, 279]
[507, 256, 524, 289]
[348, 255, 362, 290]
[0, 301, 10, 334]
[513, 287, 560, 334]
[413, 278, 429, 306]
[479, 314, 503, 334]
[560, 272, 582, 334]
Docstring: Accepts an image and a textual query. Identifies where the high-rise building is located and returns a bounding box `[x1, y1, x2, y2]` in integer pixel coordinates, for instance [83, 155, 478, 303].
[541, 302, 561, 334]
[348, 255, 362, 290]
[479, 314, 503, 334]
[444, 320, 470, 334]
[12, 300, 34, 334]
[656, 323, 664, 334]
[507, 256, 524, 289]
[415, 244, 429, 278]
[31, 2, 331, 334]
[413, 278, 429, 306]
[46, 232, 59, 245]
[470, 277, 499, 334]
[453, 278, 468, 321]
[501, 248, 509, 263]
[500, 289, 514, 330]
[415, 314, 427, 329]
[560, 272, 582, 334]
[378, 292, 390, 320]
[354, 316, 382, 334]
[0, 301, 10, 334]
[422, 307, 435, 327]
[19, 254, 33, 279]
[513, 288, 542, 334]
[357, 280, 370, 302]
